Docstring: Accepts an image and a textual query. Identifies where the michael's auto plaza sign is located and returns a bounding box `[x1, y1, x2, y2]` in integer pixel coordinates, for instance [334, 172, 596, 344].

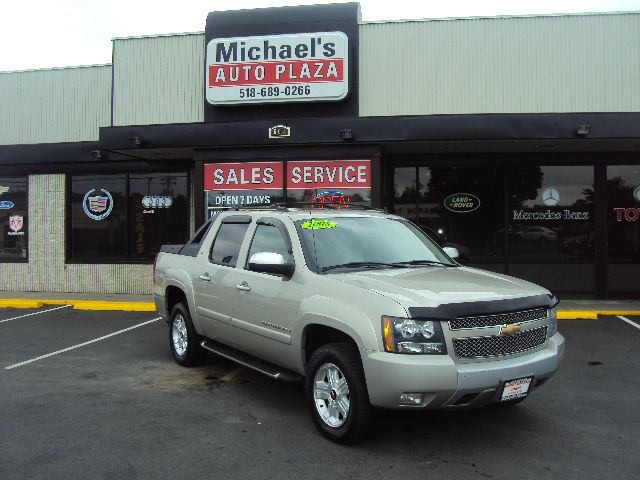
[205, 32, 348, 105]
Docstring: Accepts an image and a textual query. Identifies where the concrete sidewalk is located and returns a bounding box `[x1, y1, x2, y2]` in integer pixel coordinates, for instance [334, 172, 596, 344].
[0, 291, 639, 318]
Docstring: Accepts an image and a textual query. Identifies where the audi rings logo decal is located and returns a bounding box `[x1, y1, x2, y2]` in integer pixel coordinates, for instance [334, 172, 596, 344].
[142, 196, 173, 209]
[542, 187, 560, 206]
[83, 189, 113, 220]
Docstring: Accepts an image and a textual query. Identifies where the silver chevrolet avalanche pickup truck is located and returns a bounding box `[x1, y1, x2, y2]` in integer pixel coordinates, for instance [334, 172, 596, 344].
[153, 207, 564, 443]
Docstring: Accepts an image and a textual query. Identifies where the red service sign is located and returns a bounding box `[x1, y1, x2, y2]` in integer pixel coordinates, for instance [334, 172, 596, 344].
[206, 32, 348, 105]
[204, 162, 284, 191]
[287, 160, 370, 189]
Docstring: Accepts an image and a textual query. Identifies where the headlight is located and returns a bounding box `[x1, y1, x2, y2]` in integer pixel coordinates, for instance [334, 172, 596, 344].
[382, 316, 447, 354]
[547, 307, 558, 338]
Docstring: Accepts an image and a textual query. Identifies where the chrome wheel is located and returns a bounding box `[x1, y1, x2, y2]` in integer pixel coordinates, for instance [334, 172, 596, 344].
[313, 362, 350, 428]
[172, 314, 188, 357]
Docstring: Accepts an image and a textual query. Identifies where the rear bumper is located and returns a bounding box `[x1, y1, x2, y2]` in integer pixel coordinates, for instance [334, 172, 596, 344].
[363, 333, 564, 409]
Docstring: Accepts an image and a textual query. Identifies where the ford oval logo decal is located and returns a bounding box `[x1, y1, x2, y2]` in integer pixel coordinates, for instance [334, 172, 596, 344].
[443, 193, 480, 213]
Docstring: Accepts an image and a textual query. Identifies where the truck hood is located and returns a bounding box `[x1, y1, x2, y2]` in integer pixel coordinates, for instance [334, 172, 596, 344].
[330, 266, 549, 309]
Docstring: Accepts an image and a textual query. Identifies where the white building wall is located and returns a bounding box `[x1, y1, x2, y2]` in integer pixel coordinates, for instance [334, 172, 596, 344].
[359, 13, 640, 116]
[112, 33, 205, 126]
[0, 65, 111, 145]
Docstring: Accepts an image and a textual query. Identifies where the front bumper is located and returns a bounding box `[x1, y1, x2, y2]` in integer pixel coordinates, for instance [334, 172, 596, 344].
[363, 333, 565, 409]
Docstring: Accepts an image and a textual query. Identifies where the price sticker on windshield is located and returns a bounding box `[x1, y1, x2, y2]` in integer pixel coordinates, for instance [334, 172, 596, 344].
[301, 219, 337, 230]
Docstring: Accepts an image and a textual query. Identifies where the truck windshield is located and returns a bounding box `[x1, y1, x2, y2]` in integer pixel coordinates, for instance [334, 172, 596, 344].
[295, 216, 458, 273]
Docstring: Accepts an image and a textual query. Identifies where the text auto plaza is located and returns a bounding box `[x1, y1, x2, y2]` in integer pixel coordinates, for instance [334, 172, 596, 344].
[0, 3, 639, 297]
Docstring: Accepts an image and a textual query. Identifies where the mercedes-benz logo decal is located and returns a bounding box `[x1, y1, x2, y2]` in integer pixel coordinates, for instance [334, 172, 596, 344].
[542, 187, 560, 206]
[634, 186, 640, 203]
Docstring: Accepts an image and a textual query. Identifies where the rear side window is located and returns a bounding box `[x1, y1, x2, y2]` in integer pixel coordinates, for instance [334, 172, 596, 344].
[180, 221, 213, 257]
[210, 223, 250, 267]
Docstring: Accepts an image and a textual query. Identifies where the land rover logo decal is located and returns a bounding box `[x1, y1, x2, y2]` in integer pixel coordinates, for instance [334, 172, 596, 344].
[83, 189, 113, 221]
[443, 193, 480, 213]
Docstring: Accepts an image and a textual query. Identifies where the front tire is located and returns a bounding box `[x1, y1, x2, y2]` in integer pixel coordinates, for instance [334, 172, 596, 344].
[306, 342, 372, 444]
[169, 302, 206, 367]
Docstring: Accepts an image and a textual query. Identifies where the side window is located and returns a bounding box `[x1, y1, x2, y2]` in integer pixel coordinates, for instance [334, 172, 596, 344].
[180, 221, 213, 257]
[210, 223, 250, 267]
[248, 224, 292, 264]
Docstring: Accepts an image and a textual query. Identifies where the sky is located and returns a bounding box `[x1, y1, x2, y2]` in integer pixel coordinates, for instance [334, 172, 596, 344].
[1, 0, 639, 71]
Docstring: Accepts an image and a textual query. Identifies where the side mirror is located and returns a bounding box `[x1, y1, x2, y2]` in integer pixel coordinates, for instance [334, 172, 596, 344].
[248, 252, 295, 276]
[443, 246, 460, 260]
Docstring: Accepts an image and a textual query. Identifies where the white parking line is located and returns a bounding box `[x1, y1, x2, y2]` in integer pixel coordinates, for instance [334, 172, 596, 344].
[617, 315, 640, 331]
[0, 304, 72, 324]
[4, 317, 161, 370]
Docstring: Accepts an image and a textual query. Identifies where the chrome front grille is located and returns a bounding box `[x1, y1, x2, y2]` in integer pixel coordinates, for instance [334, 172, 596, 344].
[453, 326, 548, 358]
[449, 307, 547, 330]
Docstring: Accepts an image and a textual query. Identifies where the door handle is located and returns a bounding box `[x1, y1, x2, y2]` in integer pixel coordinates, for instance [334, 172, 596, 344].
[199, 274, 211, 282]
[236, 281, 251, 291]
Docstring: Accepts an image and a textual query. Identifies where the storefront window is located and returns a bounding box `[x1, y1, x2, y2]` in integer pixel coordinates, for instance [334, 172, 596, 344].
[393, 167, 418, 221]
[205, 162, 284, 219]
[0, 176, 28, 261]
[70, 173, 189, 261]
[286, 160, 371, 208]
[394, 165, 505, 263]
[508, 166, 594, 262]
[607, 165, 640, 292]
[607, 165, 640, 261]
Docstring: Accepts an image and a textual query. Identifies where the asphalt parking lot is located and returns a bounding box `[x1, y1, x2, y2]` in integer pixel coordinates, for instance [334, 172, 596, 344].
[0, 307, 639, 480]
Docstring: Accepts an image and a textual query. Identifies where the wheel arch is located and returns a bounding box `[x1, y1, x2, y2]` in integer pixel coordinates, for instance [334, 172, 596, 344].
[300, 322, 362, 371]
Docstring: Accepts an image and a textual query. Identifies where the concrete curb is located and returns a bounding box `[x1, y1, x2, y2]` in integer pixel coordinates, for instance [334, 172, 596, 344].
[0, 299, 156, 312]
[557, 310, 640, 320]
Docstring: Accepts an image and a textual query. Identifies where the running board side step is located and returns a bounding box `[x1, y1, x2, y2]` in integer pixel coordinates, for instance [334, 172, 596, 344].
[200, 339, 302, 383]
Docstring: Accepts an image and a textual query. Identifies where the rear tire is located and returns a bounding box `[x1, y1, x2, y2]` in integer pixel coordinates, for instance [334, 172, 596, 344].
[306, 342, 372, 444]
[169, 302, 206, 367]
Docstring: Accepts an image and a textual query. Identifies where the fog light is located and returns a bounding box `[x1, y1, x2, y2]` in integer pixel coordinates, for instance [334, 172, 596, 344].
[399, 393, 424, 406]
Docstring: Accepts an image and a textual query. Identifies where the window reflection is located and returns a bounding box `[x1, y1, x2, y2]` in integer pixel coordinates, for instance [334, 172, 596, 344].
[607, 165, 640, 261]
[0, 176, 28, 261]
[393, 165, 505, 263]
[508, 166, 594, 261]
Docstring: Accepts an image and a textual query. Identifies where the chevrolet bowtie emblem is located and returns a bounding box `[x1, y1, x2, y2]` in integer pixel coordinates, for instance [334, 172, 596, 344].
[500, 324, 521, 336]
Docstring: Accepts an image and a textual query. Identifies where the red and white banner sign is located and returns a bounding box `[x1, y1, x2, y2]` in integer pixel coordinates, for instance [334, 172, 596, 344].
[204, 162, 284, 191]
[204, 160, 370, 191]
[287, 160, 370, 189]
[206, 32, 348, 105]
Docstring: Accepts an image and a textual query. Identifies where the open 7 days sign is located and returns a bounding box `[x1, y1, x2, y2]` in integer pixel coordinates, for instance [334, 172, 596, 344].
[206, 32, 348, 105]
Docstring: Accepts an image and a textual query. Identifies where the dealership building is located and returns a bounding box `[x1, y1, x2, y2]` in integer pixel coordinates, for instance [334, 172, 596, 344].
[1, 3, 639, 297]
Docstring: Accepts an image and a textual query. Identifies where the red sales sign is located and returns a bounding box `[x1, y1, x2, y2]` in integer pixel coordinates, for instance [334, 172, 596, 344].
[204, 162, 284, 191]
[204, 160, 370, 191]
[206, 31, 348, 105]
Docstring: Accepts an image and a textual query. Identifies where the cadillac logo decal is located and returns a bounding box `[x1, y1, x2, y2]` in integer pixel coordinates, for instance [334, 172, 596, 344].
[500, 324, 521, 336]
[83, 188, 114, 221]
